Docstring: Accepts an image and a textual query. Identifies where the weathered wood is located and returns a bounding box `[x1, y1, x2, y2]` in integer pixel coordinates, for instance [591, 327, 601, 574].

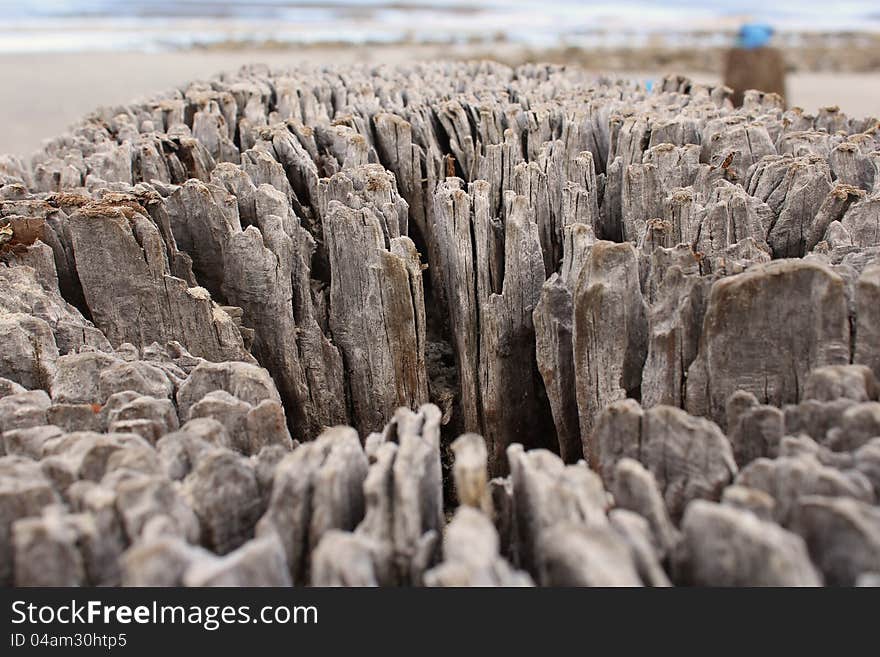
[790, 496, 880, 586]
[351, 405, 443, 585]
[256, 426, 367, 583]
[621, 143, 700, 243]
[3, 61, 880, 587]
[736, 453, 873, 525]
[223, 182, 347, 437]
[675, 501, 820, 586]
[533, 274, 581, 463]
[702, 117, 776, 182]
[685, 260, 851, 428]
[692, 181, 774, 271]
[856, 262, 880, 381]
[450, 433, 492, 514]
[611, 458, 680, 557]
[725, 391, 785, 467]
[423, 507, 532, 586]
[433, 180, 552, 474]
[573, 240, 647, 459]
[507, 443, 609, 578]
[67, 200, 250, 362]
[641, 265, 708, 409]
[594, 401, 737, 521]
[533, 222, 596, 462]
[324, 201, 427, 436]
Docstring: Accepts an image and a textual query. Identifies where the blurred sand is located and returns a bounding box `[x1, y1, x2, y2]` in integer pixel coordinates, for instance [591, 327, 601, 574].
[2, 48, 878, 159]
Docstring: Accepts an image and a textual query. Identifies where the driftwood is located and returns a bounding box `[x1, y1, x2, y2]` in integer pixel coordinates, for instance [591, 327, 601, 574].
[1, 61, 880, 586]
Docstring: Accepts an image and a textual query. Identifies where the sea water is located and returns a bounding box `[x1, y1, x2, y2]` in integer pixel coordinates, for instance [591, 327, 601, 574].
[1, 0, 878, 54]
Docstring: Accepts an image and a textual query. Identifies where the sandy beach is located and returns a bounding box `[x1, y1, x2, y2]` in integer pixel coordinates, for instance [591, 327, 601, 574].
[2, 47, 879, 159]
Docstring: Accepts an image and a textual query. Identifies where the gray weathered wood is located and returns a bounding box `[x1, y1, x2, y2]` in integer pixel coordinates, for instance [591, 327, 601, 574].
[3, 61, 880, 587]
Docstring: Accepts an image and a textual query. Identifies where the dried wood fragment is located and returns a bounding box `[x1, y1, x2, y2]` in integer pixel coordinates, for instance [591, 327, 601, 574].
[686, 260, 850, 428]
[573, 240, 647, 459]
[433, 180, 552, 474]
[325, 201, 427, 436]
[67, 200, 249, 361]
[675, 501, 820, 586]
[594, 401, 736, 521]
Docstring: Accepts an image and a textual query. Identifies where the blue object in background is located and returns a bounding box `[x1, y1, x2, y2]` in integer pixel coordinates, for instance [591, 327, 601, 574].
[737, 23, 775, 49]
